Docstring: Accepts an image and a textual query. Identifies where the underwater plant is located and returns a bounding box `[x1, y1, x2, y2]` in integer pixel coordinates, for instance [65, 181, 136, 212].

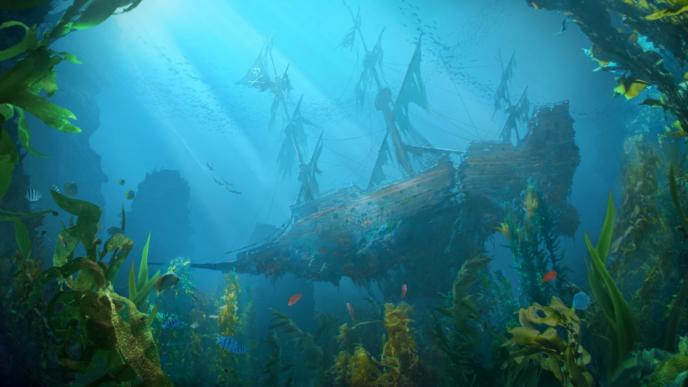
[127, 233, 161, 310]
[503, 296, 594, 387]
[612, 336, 688, 386]
[271, 309, 325, 385]
[37, 191, 170, 385]
[501, 184, 571, 305]
[585, 194, 637, 375]
[215, 272, 244, 385]
[432, 255, 492, 385]
[376, 302, 419, 387]
[527, 0, 688, 139]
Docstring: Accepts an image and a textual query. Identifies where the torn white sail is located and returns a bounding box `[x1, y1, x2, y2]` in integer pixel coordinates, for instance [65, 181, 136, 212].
[298, 132, 324, 203]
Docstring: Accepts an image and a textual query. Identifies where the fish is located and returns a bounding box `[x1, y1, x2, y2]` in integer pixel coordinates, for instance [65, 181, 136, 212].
[346, 302, 355, 321]
[572, 291, 592, 311]
[156, 272, 180, 292]
[63, 182, 78, 196]
[542, 270, 557, 283]
[217, 336, 247, 354]
[25, 188, 42, 202]
[117, 179, 126, 186]
[401, 283, 408, 299]
[190, 322, 200, 329]
[50, 184, 61, 193]
[556, 17, 567, 35]
[287, 293, 303, 306]
[125, 190, 135, 200]
[207, 314, 219, 320]
[162, 316, 184, 330]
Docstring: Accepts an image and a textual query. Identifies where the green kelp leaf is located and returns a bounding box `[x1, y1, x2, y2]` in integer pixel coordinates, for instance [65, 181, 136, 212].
[597, 193, 615, 261]
[0, 21, 37, 61]
[72, 258, 107, 291]
[73, 0, 130, 30]
[103, 233, 133, 282]
[50, 189, 101, 257]
[14, 219, 31, 258]
[614, 78, 649, 100]
[646, 4, 688, 20]
[137, 233, 151, 289]
[16, 107, 47, 158]
[13, 93, 80, 133]
[585, 195, 636, 374]
[53, 0, 144, 36]
[0, 103, 13, 120]
[0, 48, 60, 100]
[0, 126, 19, 200]
[53, 227, 79, 267]
[133, 270, 160, 308]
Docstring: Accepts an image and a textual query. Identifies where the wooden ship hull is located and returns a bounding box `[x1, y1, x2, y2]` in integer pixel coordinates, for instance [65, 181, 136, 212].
[193, 101, 580, 284]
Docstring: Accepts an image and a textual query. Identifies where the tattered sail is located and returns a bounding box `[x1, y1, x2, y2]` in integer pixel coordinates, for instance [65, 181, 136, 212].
[269, 65, 292, 128]
[367, 132, 390, 189]
[278, 96, 310, 176]
[340, 2, 361, 50]
[394, 36, 432, 148]
[297, 132, 324, 203]
[500, 87, 530, 143]
[493, 52, 516, 115]
[237, 40, 274, 92]
[355, 28, 385, 105]
[493, 52, 530, 144]
[238, 40, 292, 128]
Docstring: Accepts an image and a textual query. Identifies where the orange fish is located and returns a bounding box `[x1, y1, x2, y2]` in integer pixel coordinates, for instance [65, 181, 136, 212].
[401, 283, 408, 299]
[287, 293, 303, 306]
[542, 270, 557, 283]
[346, 302, 355, 321]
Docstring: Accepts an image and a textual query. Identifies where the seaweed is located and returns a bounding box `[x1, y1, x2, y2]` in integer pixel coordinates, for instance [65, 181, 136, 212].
[502, 184, 571, 305]
[376, 302, 419, 386]
[502, 297, 594, 387]
[432, 255, 491, 385]
[216, 272, 243, 385]
[127, 233, 161, 310]
[32, 194, 170, 385]
[585, 194, 637, 375]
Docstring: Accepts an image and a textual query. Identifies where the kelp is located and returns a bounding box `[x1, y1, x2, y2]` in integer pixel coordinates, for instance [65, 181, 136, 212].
[501, 184, 571, 304]
[216, 272, 243, 385]
[525, 1, 688, 140]
[432, 255, 491, 385]
[503, 297, 594, 387]
[261, 330, 291, 387]
[585, 194, 637, 374]
[0, 0, 144, 233]
[612, 337, 688, 386]
[127, 233, 161, 310]
[270, 309, 325, 385]
[348, 345, 380, 386]
[376, 302, 419, 386]
[31, 194, 170, 384]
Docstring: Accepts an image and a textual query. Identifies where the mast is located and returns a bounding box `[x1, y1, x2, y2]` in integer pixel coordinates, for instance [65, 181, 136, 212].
[239, 42, 322, 203]
[493, 52, 530, 144]
[366, 35, 428, 189]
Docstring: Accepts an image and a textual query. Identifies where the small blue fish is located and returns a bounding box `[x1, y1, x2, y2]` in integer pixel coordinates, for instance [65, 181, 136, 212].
[162, 316, 184, 330]
[217, 336, 247, 354]
[572, 291, 591, 311]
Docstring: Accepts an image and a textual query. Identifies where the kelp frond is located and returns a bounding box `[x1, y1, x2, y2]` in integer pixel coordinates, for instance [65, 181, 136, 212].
[585, 194, 637, 374]
[503, 297, 594, 387]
